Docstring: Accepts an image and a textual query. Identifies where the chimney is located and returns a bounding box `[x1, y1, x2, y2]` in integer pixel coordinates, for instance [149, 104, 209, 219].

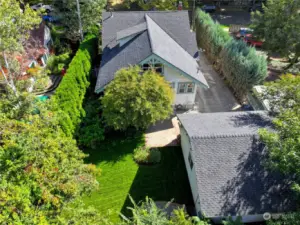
[178, 1, 183, 10]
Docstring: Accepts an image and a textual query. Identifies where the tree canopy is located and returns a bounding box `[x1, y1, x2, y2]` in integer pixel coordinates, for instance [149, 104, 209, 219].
[259, 74, 300, 192]
[101, 66, 174, 130]
[124, 0, 188, 10]
[251, 0, 300, 66]
[52, 0, 106, 41]
[0, 93, 101, 224]
[0, 0, 41, 94]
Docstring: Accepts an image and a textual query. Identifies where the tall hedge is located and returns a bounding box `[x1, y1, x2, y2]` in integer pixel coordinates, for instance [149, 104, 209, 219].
[195, 8, 231, 65]
[51, 35, 97, 136]
[220, 39, 267, 98]
[195, 8, 267, 100]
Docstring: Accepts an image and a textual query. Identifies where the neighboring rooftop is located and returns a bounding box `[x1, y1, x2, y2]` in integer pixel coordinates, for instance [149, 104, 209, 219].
[178, 111, 297, 217]
[96, 11, 207, 93]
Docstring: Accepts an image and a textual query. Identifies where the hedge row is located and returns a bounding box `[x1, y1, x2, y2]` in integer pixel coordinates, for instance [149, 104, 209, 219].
[50, 35, 97, 136]
[195, 8, 267, 100]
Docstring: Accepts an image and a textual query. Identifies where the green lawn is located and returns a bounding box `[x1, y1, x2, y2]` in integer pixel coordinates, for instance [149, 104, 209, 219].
[83, 133, 193, 222]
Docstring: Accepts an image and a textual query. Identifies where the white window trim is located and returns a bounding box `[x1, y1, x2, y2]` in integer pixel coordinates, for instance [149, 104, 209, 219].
[178, 82, 195, 94]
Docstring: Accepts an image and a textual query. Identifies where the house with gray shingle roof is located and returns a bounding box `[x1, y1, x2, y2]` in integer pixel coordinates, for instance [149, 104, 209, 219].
[95, 11, 209, 108]
[177, 111, 296, 223]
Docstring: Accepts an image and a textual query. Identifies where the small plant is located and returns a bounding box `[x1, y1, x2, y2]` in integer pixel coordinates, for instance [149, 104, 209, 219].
[133, 146, 161, 165]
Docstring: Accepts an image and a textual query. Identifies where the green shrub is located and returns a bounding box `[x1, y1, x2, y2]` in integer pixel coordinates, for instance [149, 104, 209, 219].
[47, 52, 71, 75]
[133, 146, 149, 163]
[133, 146, 161, 164]
[148, 148, 161, 164]
[50, 34, 98, 136]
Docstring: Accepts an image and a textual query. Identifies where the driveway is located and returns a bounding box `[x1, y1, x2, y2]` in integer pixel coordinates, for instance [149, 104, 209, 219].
[195, 51, 240, 113]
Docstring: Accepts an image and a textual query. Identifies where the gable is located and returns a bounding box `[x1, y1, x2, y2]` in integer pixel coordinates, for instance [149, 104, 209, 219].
[96, 11, 208, 93]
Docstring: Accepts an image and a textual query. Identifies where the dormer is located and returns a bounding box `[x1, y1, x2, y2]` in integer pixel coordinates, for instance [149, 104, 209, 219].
[116, 22, 147, 47]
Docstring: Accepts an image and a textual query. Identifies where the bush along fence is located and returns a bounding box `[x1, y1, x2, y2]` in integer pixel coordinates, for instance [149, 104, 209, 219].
[50, 34, 98, 136]
[195, 8, 267, 101]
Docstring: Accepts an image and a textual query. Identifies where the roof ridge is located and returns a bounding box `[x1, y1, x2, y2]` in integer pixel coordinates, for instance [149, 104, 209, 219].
[191, 133, 257, 139]
[145, 15, 154, 53]
[145, 14, 194, 58]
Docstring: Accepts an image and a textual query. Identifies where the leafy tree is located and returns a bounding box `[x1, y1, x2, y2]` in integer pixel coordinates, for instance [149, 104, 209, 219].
[124, 0, 188, 10]
[52, 0, 106, 41]
[101, 66, 174, 131]
[259, 74, 300, 193]
[0, 97, 100, 224]
[251, 0, 300, 67]
[0, 0, 41, 95]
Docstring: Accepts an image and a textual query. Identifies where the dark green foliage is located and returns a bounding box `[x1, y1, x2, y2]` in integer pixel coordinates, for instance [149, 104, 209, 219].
[267, 212, 300, 225]
[50, 34, 97, 136]
[259, 75, 300, 193]
[77, 98, 105, 149]
[195, 8, 267, 99]
[220, 39, 267, 99]
[222, 216, 243, 225]
[251, 0, 300, 67]
[0, 97, 100, 224]
[47, 52, 71, 75]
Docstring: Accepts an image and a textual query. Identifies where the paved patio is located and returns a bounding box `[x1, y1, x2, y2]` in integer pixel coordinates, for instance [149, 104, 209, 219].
[145, 116, 180, 147]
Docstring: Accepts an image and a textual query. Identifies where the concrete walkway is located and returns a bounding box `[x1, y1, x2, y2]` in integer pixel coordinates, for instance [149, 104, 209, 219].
[196, 51, 240, 113]
[145, 116, 180, 148]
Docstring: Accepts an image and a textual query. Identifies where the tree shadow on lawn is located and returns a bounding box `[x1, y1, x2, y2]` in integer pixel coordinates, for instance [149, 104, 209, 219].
[83, 130, 145, 165]
[120, 147, 194, 219]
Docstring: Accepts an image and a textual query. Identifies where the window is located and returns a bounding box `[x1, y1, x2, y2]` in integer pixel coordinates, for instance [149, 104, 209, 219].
[142, 63, 163, 74]
[178, 82, 195, 94]
[188, 151, 194, 170]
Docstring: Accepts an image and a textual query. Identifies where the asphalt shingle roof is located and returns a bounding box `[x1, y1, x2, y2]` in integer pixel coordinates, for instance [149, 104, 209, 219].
[98, 30, 152, 89]
[116, 22, 147, 41]
[146, 15, 208, 87]
[178, 111, 297, 217]
[95, 11, 206, 92]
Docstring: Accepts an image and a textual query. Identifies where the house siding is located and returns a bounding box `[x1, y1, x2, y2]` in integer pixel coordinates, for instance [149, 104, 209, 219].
[180, 126, 201, 215]
[164, 66, 197, 106]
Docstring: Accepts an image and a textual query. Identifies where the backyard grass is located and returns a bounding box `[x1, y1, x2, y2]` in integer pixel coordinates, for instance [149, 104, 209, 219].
[83, 133, 193, 222]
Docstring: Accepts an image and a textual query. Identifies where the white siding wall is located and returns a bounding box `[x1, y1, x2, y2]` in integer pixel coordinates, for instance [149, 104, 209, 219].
[163, 66, 197, 106]
[180, 126, 201, 215]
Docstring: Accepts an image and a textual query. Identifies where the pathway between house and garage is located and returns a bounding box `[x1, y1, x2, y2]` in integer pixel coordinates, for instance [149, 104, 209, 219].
[145, 51, 239, 148]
